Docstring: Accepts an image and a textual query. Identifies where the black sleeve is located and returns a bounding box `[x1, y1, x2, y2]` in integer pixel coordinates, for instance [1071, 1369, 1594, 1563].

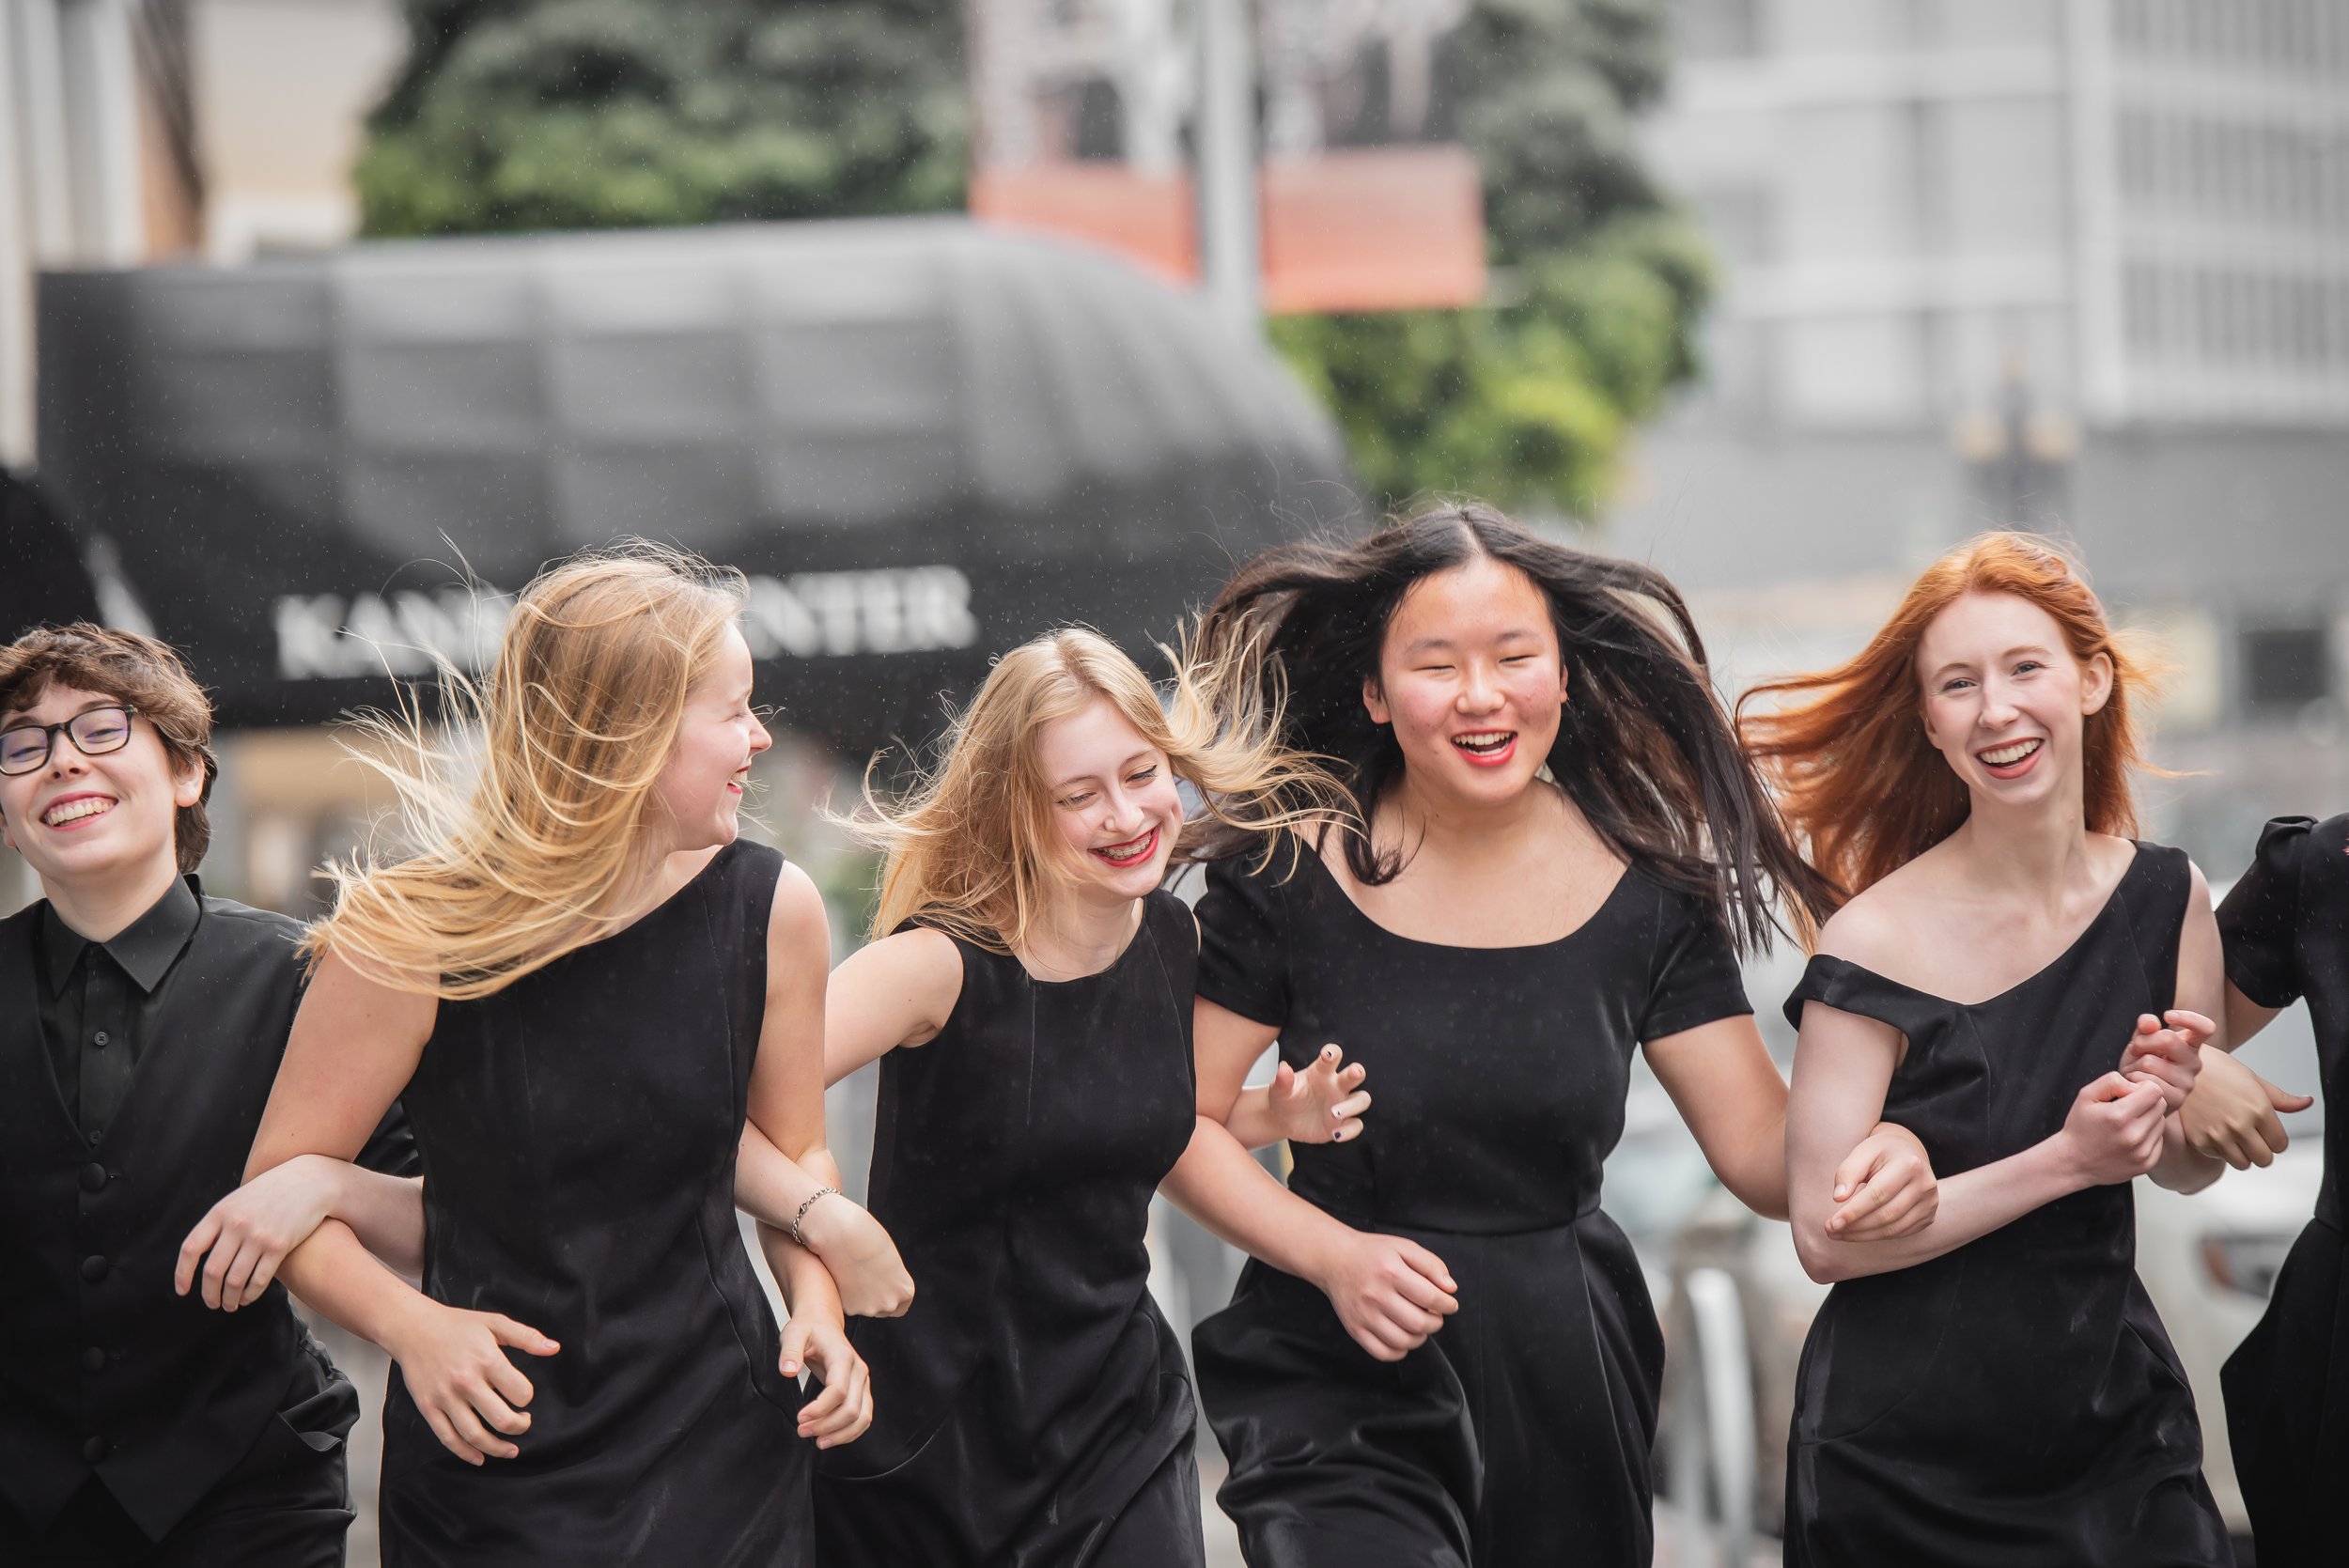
[1195, 852, 1289, 1028]
[2217, 815, 2314, 1011]
[355, 1099, 423, 1179]
[1640, 882, 1753, 1043]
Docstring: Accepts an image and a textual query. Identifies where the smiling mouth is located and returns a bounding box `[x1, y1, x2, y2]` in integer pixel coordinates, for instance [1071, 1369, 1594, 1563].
[1451, 731, 1515, 762]
[1977, 737, 2044, 768]
[1091, 827, 1159, 868]
[42, 796, 117, 829]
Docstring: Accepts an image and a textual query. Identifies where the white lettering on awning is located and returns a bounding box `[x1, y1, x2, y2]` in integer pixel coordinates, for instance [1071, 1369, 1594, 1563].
[276, 567, 977, 681]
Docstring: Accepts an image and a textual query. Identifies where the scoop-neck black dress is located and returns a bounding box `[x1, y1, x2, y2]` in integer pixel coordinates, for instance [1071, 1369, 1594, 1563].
[2217, 813, 2349, 1568]
[380, 841, 811, 1567]
[1779, 843, 2232, 1568]
[814, 887, 1204, 1568]
[1190, 840, 1751, 1567]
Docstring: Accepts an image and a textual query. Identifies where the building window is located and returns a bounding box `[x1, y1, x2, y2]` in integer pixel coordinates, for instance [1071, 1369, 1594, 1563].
[2242, 624, 2333, 715]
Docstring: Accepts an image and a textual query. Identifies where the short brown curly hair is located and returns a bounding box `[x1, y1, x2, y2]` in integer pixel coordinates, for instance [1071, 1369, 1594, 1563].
[0, 624, 219, 872]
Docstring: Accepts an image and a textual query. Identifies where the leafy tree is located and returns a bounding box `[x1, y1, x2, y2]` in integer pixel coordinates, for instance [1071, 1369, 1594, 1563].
[1274, 0, 1715, 519]
[356, 0, 967, 236]
[353, 0, 1706, 519]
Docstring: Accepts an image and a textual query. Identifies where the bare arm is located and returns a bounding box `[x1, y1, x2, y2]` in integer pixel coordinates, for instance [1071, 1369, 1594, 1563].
[2145, 863, 2227, 1194]
[249, 954, 559, 1466]
[822, 925, 963, 1083]
[1787, 1000, 2169, 1282]
[1160, 998, 1457, 1363]
[738, 862, 910, 1321]
[1645, 1015, 1794, 1219]
[2222, 982, 2284, 1052]
[177, 1157, 426, 1309]
[1645, 1014, 1942, 1239]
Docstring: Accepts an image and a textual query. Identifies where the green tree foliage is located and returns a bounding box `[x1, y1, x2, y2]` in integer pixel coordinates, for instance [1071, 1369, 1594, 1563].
[353, 0, 1703, 518]
[356, 0, 968, 236]
[1274, 0, 1715, 519]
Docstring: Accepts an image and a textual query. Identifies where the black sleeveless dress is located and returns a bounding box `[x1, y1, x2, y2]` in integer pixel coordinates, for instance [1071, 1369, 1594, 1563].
[2217, 813, 2349, 1568]
[1780, 843, 2231, 1568]
[1190, 842, 1751, 1567]
[814, 888, 1204, 1567]
[381, 841, 811, 1566]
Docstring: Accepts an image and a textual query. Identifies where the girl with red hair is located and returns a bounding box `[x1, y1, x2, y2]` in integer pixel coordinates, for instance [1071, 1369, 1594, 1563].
[1744, 531, 2234, 1566]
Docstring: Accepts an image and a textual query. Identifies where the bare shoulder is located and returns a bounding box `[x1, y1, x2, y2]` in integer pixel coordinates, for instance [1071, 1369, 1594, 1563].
[2182, 855, 2214, 914]
[307, 946, 440, 1032]
[1812, 877, 1915, 970]
[766, 859, 832, 967]
[835, 925, 965, 1046]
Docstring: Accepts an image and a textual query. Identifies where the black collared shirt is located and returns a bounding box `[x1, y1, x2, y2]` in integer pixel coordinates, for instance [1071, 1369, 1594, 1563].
[36, 877, 203, 1140]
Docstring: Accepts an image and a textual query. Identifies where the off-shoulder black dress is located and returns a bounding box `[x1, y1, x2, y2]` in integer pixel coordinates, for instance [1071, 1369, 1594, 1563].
[815, 888, 1204, 1567]
[380, 841, 811, 1566]
[1190, 841, 1751, 1567]
[1779, 843, 2231, 1568]
[2217, 813, 2349, 1568]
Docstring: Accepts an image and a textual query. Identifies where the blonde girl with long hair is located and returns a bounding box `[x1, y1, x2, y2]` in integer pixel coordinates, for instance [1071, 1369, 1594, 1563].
[1746, 532, 2230, 1566]
[809, 627, 1359, 1567]
[241, 545, 890, 1567]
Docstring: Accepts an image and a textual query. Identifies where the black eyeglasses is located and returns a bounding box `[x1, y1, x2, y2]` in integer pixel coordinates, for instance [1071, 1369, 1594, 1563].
[0, 706, 139, 776]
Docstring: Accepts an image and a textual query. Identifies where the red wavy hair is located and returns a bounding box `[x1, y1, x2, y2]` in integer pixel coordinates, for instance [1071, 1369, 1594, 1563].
[1738, 533, 2162, 908]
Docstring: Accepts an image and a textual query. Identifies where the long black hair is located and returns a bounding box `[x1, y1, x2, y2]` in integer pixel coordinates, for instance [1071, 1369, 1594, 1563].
[1192, 500, 1834, 953]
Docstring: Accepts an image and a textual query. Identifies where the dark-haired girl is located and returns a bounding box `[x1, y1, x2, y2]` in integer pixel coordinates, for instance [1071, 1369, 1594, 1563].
[1750, 533, 2229, 1566]
[1163, 502, 1942, 1566]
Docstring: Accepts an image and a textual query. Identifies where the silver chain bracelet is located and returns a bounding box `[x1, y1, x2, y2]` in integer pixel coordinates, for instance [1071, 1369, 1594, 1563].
[789, 1186, 840, 1249]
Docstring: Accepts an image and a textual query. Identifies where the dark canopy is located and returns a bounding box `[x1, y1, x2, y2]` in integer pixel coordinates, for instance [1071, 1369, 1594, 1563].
[2, 472, 101, 644]
[35, 217, 1356, 753]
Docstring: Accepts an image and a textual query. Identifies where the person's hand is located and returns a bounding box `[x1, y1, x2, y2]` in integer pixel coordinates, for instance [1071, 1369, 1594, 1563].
[1268, 1045, 1372, 1145]
[1306, 1228, 1458, 1363]
[796, 1195, 915, 1319]
[2183, 1046, 2312, 1170]
[381, 1300, 560, 1466]
[174, 1155, 344, 1312]
[780, 1314, 874, 1450]
[2058, 1073, 2170, 1187]
[1825, 1121, 1939, 1241]
[2119, 1011, 2214, 1115]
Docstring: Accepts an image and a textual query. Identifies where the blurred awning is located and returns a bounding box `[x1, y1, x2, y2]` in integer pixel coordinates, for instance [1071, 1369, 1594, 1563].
[2, 472, 101, 644]
[34, 216, 1356, 754]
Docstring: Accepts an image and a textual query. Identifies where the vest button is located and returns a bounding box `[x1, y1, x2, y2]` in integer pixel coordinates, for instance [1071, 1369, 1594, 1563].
[79, 1163, 108, 1193]
[81, 1345, 106, 1373]
[80, 1254, 109, 1282]
[92, 1030, 109, 1047]
[81, 1436, 107, 1463]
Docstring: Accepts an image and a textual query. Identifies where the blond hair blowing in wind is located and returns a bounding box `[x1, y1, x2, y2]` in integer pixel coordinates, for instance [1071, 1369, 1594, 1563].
[305, 543, 747, 1001]
[858, 627, 1351, 955]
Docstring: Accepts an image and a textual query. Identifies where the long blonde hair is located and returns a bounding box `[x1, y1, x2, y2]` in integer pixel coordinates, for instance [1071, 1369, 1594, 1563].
[306, 542, 747, 1000]
[857, 627, 1349, 954]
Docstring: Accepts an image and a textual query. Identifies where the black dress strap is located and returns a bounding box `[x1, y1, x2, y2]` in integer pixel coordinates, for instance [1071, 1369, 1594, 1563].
[1781, 953, 1945, 1038]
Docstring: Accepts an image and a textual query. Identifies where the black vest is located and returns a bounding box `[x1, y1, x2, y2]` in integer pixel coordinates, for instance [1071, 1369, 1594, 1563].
[0, 892, 314, 1539]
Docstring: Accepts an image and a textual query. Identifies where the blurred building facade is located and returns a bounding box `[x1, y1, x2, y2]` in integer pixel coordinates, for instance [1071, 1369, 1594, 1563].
[2, 0, 402, 466]
[1614, 0, 2349, 872]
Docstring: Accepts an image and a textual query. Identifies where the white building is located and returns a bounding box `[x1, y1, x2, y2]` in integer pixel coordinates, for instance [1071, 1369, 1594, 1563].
[1612, 0, 2349, 868]
[1643, 0, 2349, 429]
[1, 0, 404, 464]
